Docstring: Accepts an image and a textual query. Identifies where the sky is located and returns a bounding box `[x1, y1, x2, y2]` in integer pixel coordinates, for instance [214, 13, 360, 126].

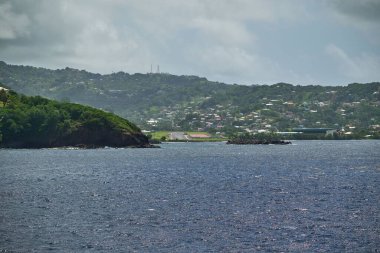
[0, 0, 379, 86]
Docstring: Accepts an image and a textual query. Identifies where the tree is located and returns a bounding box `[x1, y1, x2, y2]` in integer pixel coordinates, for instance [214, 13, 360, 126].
[0, 89, 8, 106]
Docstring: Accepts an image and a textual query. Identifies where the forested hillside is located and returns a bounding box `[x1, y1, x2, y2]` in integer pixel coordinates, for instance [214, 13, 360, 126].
[0, 88, 149, 148]
[0, 61, 379, 136]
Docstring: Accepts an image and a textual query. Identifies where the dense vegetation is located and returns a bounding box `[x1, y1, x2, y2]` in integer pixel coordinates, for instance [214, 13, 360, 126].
[227, 132, 291, 145]
[0, 89, 149, 148]
[0, 61, 379, 137]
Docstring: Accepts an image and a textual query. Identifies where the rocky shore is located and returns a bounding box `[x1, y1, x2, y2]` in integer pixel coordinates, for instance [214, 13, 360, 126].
[2, 129, 156, 149]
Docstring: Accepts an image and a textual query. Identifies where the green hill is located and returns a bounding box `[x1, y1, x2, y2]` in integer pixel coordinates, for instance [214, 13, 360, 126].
[0, 61, 379, 137]
[0, 89, 150, 148]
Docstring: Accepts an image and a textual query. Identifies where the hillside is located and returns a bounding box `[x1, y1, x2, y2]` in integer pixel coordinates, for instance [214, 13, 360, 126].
[0, 61, 379, 136]
[0, 89, 151, 148]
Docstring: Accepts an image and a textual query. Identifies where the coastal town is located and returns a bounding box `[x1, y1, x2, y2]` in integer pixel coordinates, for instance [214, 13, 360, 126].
[141, 88, 380, 138]
[1, 61, 379, 139]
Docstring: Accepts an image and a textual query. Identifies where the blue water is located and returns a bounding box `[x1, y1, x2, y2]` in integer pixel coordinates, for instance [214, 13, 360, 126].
[0, 141, 379, 252]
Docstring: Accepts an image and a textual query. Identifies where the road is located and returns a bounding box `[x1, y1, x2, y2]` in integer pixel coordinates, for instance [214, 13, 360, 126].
[169, 132, 190, 140]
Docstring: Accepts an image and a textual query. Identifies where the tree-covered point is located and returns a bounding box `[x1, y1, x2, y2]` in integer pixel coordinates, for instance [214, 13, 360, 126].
[0, 90, 149, 148]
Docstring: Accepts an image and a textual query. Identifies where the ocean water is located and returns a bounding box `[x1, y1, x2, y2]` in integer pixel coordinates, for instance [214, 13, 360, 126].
[0, 141, 379, 252]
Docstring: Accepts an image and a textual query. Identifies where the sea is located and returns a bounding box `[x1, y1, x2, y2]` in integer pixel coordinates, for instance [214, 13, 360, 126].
[0, 140, 379, 252]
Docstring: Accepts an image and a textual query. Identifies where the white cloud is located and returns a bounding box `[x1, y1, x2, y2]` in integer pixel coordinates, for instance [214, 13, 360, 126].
[190, 18, 254, 46]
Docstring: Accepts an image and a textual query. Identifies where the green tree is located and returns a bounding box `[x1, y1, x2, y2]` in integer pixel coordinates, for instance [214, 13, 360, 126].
[0, 91, 144, 148]
[0, 89, 8, 106]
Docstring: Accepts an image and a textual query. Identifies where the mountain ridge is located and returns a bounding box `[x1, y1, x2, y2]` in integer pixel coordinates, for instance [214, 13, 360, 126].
[0, 61, 379, 137]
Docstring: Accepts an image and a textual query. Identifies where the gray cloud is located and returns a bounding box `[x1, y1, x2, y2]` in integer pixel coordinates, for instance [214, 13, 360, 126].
[326, 43, 380, 82]
[329, 0, 380, 22]
[0, 2, 30, 39]
[0, 0, 379, 85]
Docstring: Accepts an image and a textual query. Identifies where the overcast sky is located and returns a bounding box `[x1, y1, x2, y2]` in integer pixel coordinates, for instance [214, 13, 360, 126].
[0, 0, 379, 85]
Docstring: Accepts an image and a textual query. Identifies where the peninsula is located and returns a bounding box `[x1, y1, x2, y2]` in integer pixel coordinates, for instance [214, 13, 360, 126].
[0, 88, 152, 148]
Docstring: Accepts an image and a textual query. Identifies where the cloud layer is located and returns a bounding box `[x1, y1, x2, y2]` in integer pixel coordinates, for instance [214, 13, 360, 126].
[0, 0, 379, 85]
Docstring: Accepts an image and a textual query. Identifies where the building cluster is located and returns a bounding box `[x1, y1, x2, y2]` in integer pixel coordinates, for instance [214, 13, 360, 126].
[142, 92, 379, 136]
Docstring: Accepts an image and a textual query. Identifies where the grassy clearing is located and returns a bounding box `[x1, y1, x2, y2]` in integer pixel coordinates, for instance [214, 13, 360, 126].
[151, 131, 170, 140]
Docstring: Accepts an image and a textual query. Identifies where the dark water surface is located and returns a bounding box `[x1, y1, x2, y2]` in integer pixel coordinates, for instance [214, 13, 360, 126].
[1, 141, 379, 252]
